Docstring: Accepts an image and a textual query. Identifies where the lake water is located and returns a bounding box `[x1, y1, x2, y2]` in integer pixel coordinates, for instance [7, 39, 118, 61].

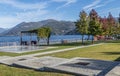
[0, 35, 93, 42]
[0, 35, 93, 46]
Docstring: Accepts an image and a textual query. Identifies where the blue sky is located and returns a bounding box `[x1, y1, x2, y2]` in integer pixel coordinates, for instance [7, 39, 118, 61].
[0, 0, 119, 28]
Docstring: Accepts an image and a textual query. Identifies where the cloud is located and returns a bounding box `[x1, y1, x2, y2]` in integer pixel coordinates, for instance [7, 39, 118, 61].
[0, 0, 48, 10]
[83, 0, 101, 10]
[0, 0, 76, 28]
[92, 0, 115, 9]
[0, 0, 50, 28]
[83, 0, 115, 11]
[16, 9, 48, 22]
[52, 0, 77, 9]
[99, 7, 120, 17]
[0, 16, 20, 28]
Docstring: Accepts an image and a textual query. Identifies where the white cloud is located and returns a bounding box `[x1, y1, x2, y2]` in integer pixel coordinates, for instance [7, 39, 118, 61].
[83, 0, 115, 11]
[0, 0, 48, 10]
[0, 0, 75, 28]
[16, 9, 48, 22]
[0, 16, 20, 28]
[99, 7, 120, 17]
[83, 0, 101, 10]
[0, 0, 50, 28]
[52, 0, 77, 9]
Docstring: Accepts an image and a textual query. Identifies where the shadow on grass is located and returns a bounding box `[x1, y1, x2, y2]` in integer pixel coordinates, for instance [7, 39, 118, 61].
[102, 52, 120, 55]
[115, 57, 120, 61]
[102, 52, 120, 61]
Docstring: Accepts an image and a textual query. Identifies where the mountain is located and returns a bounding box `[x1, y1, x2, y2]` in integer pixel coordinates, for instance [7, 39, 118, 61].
[1, 19, 75, 36]
[0, 28, 6, 34]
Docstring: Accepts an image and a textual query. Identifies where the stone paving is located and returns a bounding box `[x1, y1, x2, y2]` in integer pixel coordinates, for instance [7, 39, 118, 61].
[0, 55, 120, 76]
[46, 57, 118, 76]
[12, 56, 69, 70]
[0, 56, 37, 65]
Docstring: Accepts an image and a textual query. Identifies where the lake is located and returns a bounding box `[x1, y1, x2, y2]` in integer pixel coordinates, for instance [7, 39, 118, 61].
[0, 35, 93, 46]
[0, 35, 92, 42]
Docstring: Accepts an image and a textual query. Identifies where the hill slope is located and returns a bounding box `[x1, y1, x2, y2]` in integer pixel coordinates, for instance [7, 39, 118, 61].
[0, 28, 6, 34]
[1, 19, 75, 36]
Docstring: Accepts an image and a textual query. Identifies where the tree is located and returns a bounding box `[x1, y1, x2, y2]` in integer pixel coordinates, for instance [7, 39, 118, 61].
[118, 14, 120, 24]
[88, 9, 102, 43]
[107, 12, 116, 37]
[100, 16, 108, 36]
[113, 14, 120, 39]
[37, 27, 51, 45]
[75, 10, 88, 44]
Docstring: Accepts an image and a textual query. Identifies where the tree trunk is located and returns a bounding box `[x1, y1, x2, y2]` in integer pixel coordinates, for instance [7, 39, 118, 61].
[37, 37, 40, 45]
[92, 36, 94, 44]
[47, 38, 50, 46]
[87, 35, 90, 41]
[82, 34, 84, 45]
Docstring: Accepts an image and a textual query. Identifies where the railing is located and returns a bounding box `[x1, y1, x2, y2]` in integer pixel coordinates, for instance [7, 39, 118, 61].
[0, 42, 19, 47]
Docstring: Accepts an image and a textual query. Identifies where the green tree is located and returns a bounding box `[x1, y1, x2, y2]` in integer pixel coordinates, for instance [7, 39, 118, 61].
[113, 14, 120, 39]
[107, 12, 116, 37]
[37, 27, 51, 45]
[118, 14, 120, 24]
[75, 10, 88, 44]
[89, 9, 102, 43]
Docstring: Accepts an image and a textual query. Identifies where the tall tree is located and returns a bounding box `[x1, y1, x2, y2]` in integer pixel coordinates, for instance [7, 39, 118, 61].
[100, 16, 109, 39]
[118, 14, 120, 24]
[113, 14, 120, 39]
[107, 12, 116, 36]
[88, 9, 102, 43]
[75, 10, 88, 44]
[37, 27, 51, 45]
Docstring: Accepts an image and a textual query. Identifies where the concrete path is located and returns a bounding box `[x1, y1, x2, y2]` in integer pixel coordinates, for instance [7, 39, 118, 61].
[18, 43, 104, 57]
[0, 43, 104, 65]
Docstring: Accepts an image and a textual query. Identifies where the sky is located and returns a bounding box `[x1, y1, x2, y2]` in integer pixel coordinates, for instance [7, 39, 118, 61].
[0, 0, 119, 28]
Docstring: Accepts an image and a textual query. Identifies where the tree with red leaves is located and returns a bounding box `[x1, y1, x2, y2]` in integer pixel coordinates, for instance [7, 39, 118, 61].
[88, 9, 102, 43]
[107, 12, 116, 36]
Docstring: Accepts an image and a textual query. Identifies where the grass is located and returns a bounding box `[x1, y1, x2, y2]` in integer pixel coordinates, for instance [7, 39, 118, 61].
[0, 65, 72, 76]
[0, 44, 80, 56]
[0, 41, 94, 56]
[0, 42, 95, 76]
[1, 41, 120, 76]
[38, 43, 120, 61]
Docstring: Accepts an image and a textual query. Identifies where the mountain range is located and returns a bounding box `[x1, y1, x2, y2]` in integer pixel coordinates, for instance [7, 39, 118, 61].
[0, 28, 6, 34]
[0, 19, 76, 36]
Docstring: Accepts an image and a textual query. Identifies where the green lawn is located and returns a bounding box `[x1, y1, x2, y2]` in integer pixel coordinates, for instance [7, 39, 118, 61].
[0, 42, 93, 57]
[0, 44, 79, 57]
[1, 42, 120, 76]
[0, 65, 72, 76]
[38, 43, 120, 61]
[0, 42, 92, 76]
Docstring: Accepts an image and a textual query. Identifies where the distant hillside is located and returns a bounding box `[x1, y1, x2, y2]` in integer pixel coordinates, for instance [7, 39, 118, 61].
[0, 28, 6, 34]
[1, 19, 75, 36]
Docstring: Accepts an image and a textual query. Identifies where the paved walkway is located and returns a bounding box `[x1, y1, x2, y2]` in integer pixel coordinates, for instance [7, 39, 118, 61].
[18, 43, 104, 57]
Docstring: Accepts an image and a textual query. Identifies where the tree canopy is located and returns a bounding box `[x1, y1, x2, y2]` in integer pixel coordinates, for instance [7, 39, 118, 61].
[75, 10, 88, 44]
